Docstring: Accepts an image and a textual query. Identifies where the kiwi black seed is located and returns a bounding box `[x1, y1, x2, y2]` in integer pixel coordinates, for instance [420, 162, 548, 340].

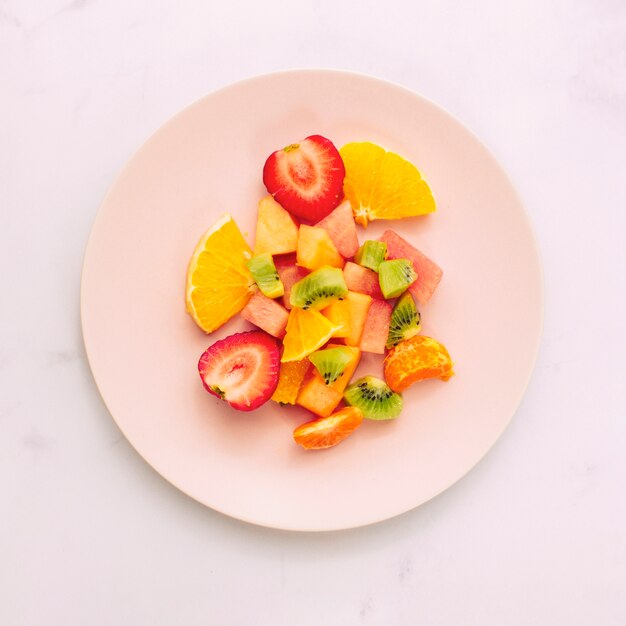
[355, 240, 387, 272]
[386, 292, 422, 349]
[246, 253, 284, 299]
[343, 376, 403, 420]
[378, 259, 417, 299]
[290, 266, 348, 310]
[308, 347, 353, 385]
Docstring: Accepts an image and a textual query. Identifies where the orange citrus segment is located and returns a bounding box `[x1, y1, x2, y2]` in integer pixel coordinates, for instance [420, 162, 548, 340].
[271, 359, 310, 404]
[185, 214, 254, 333]
[340, 142, 436, 227]
[293, 406, 364, 450]
[281, 308, 340, 362]
[383, 335, 454, 392]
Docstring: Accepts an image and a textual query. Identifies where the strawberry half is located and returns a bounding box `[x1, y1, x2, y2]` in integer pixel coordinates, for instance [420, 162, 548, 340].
[198, 330, 280, 411]
[263, 134, 346, 223]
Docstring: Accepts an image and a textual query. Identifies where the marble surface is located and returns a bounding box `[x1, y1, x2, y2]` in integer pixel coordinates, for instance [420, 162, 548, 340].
[1, 1, 625, 624]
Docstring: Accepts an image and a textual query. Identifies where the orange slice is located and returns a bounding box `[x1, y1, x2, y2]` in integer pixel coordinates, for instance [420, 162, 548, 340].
[185, 214, 254, 333]
[340, 142, 436, 227]
[271, 359, 310, 404]
[281, 308, 340, 362]
[383, 335, 454, 392]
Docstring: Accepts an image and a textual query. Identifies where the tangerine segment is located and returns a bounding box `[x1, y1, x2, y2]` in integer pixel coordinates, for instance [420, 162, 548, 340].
[340, 142, 436, 227]
[383, 335, 454, 392]
[271, 359, 310, 404]
[186, 214, 254, 333]
[281, 308, 340, 362]
[293, 406, 364, 450]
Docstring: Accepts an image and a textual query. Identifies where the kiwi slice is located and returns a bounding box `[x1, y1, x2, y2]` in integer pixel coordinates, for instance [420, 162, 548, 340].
[290, 265, 348, 310]
[343, 376, 403, 420]
[308, 347, 353, 385]
[247, 253, 284, 298]
[386, 292, 422, 348]
[378, 259, 417, 299]
[355, 240, 387, 272]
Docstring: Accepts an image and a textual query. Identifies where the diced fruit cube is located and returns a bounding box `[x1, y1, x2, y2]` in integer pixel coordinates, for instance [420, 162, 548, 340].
[240, 291, 290, 338]
[325, 342, 361, 393]
[296, 225, 344, 271]
[379, 230, 443, 304]
[343, 291, 373, 347]
[321, 298, 352, 338]
[387, 292, 421, 349]
[289, 266, 348, 310]
[343, 261, 384, 299]
[281, 307, 340, 362]
[253, 195, 299, 256]
[378, 259, 416, 299]
[276, 264, 309, 310]
[343, 376, 403, 421]
[247, 253, 284, 298]
[314, 200, 359, 259]
[309, 347, 354, 385]
[359, 299, 393, 354]
[274, 252, 297, 268]
[296, 370, 344, 417]
[355, 240, 387, 272]
[271, 359, 310, 405]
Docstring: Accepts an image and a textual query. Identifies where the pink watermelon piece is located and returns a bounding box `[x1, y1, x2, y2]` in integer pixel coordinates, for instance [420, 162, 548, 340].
[273, 252, 297, 268]
[314, 200, 359, 259]
[240, 291, 289, 338]
[359, 299, 392, 354]
[379, 230, 443, 304]
[276, 264, 309, 310]
[343, 262, 384, 299]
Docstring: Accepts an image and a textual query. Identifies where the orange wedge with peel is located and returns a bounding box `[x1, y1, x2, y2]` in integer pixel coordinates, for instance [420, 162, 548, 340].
[340, 142, 436, 227]
[185, 214, 254, 333]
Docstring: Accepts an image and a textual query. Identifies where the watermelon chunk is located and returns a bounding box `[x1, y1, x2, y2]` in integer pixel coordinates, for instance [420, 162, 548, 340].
[240, 291, 289, 338]
[276, 264, 309, 310]
[379, 230, 443, 304]
[315, 200, 359, 259]
[343, 262, 384, 299]
[359, 299, 392, 354]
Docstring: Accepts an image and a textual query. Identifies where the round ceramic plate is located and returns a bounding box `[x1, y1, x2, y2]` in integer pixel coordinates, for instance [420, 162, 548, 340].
[81, 70, 543, 531]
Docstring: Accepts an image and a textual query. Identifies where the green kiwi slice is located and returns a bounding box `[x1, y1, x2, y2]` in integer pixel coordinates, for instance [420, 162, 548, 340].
[386, 292, 422, 349]
[355, 240, 387, 272]
[378, 259, 417, 299]
[308, 346, 353, 385]
[343, 376, 403, 420]
[290, 266, 348, 310]
[247, 253, 284, 298]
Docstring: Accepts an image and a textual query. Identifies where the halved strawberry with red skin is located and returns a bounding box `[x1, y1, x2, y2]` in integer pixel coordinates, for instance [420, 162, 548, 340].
[263, 135, 346, 223]
[198, 330, 280, 411]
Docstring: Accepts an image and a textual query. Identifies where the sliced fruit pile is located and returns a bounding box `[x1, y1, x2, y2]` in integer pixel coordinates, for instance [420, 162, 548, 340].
[187, 134, 454, 450]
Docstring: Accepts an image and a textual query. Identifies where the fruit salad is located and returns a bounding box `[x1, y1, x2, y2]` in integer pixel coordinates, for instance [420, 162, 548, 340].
[186, 135, 454, 450]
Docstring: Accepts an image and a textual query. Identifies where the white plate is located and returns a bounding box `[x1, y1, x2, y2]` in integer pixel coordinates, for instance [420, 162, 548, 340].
[81, 70, 543, 531]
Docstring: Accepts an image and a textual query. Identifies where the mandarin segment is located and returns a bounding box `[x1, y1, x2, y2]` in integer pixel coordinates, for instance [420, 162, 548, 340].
[383, 335, 454, 392]
[293, 406, 364, 450]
